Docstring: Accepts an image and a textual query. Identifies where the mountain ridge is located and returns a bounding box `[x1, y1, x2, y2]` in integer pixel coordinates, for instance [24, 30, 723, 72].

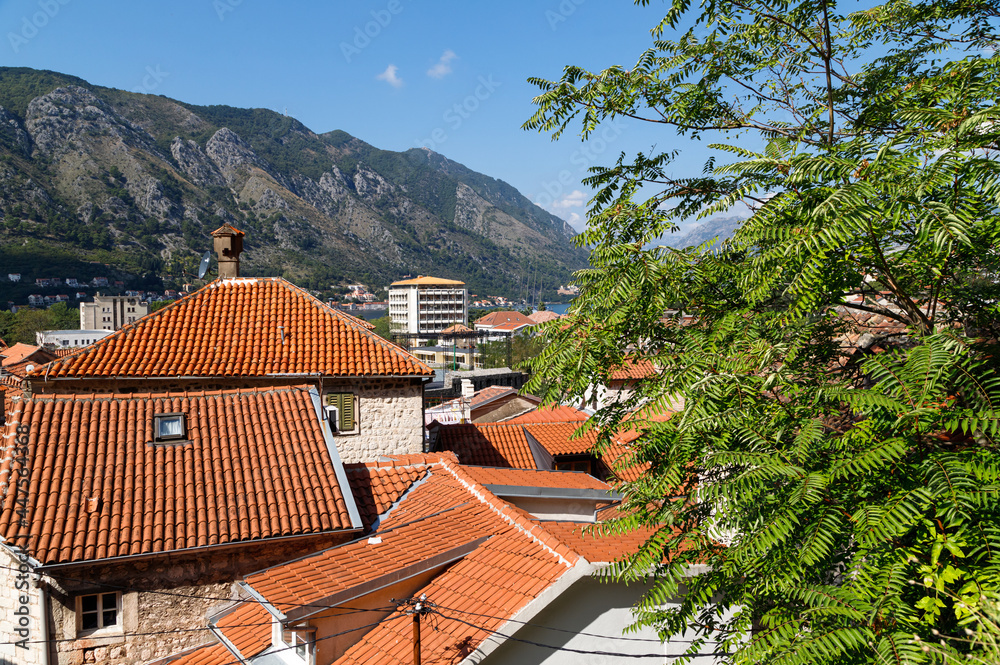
[0, 67, 587, 300]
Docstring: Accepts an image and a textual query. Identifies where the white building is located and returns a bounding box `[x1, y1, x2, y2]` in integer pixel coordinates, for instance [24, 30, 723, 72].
[388, 275, 467, 338]
[79, 294, 149, 331]
[36, 329, 113, 348]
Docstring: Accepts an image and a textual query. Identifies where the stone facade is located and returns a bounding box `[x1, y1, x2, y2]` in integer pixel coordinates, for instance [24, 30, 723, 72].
[325, 378, 424, 463]
[42, 532, 352, 665]
[0, 545, 45, 665]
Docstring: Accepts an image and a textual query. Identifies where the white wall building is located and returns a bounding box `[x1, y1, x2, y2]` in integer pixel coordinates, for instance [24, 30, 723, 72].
[36, 329, 113, 348]
[79, 294, 149, 331]
[388, 275, 467, 337]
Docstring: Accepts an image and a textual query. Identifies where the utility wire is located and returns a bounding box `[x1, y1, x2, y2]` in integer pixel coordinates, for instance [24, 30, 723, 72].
[0, 606, 396, 646]
[0, 563, 397, 616]
[433, 608, 727, 660]
[431, 602, 705, 644]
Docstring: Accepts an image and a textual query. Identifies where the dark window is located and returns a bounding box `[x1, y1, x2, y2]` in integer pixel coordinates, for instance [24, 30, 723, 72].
[80, 592, 118, 631]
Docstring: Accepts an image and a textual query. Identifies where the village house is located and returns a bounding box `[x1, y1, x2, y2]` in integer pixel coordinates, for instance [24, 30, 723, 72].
[0, 225, 435, 665]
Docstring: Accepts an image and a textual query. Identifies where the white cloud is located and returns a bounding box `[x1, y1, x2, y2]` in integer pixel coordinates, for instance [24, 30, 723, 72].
[376, 64, 403, 88]
[426, 50, 458, 79]
[550, 189, 587, 210]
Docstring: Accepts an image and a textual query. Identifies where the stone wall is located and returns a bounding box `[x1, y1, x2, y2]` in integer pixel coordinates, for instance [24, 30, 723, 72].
[0, 545, 45, 665]
[323, 378, 424, 463]
[41, 532, 352, 665]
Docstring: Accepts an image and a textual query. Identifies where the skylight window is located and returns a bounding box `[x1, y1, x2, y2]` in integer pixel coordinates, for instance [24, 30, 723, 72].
[154, 413, 187, 443]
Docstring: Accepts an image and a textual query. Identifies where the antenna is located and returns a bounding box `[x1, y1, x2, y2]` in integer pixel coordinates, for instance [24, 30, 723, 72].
[197, 251, 213, 280]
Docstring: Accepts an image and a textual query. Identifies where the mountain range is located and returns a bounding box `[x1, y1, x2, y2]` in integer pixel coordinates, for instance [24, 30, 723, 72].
[0, 67, 588, 300]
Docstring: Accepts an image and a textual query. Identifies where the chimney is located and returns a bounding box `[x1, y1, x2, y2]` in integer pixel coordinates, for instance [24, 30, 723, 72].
[210, 224, 245, 279]
[460, 379, 475, 423]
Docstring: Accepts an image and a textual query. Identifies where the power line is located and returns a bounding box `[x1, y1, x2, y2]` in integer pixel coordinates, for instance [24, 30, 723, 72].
[0, 563, 396, 616]
[0, 606, 395, 646]
[433, 608, 727, 660]
[431, 602, 704, 644]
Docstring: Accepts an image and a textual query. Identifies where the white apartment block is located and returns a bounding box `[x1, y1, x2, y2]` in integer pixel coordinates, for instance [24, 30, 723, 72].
[79, 294, 149, 331]
[36, 329, 113, 348]
[388, 276, 467, 337]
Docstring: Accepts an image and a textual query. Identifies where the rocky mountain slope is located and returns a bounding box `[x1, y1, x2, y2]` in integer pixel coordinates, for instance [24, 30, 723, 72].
[0, 68, 587, 298]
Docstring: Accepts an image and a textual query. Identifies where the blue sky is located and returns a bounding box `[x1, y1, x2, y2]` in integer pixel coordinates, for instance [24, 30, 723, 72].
[0, 0, 712, 232]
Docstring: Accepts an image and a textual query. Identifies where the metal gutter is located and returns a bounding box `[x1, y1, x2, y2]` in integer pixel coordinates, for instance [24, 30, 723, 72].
[482, 485, 623, 502]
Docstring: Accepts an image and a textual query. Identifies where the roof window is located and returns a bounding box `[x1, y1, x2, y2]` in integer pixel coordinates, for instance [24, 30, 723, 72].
[153, 413, 187, 444]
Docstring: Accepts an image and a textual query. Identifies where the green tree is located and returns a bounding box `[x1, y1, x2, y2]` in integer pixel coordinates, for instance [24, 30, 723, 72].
[525, 1, 1000, 663]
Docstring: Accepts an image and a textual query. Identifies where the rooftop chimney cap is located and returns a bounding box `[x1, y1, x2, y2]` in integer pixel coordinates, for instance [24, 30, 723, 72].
[210, 223, 245, 238]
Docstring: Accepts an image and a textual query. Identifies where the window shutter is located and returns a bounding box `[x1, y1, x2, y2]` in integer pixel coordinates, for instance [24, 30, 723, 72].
[326, 393, 356, 432]
[339, 394, 356, 431]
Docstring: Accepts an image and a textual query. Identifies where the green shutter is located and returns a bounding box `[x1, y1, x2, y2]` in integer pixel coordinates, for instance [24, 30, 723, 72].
[325, 393, 356, 431]
[339, 393, 356, 431]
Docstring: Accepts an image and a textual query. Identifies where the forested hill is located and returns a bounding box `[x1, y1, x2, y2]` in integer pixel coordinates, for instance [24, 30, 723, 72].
[0, 67, 587, 298]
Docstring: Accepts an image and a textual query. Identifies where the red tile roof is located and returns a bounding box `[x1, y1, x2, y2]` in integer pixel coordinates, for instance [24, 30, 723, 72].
[0, 385, 357, 565]
[160, 454, 669, 665]
[504, 404, 588, 424]
[156, 643, 232, 665]
[474, 310, 535, 328]
[433, 423, 540, 468]
[1, 343, 55, 368]
[527, 310, 562, 324]
[214, 601, 272, 659]
[538, 520, 664, 564]
[524, 422, 599, 456]
[461, 466, 610, 491]
[345, 461, 429, 530]
[610, 358, 657, 381]
[32, 277, 431, 379]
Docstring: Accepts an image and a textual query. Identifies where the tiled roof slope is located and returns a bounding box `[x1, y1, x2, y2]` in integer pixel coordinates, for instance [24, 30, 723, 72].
[243, 456, 593, 665]
[345, 461, 428, 530]
[433, 423, 540, 468]
[462, 465, 610, 491]
[610, 357, 657, 381]
[331, 457, 655, 665]
[474, 310, 535, 328]
[504, 404, 588, 424]
[0, 385, 357, 565]
[528, 310, 562, 324]
[539, 520, 664, 564]
[436, 416, 650, 483]
[214, 601, 272, 659]
[524, 422, 599, 456]
[33, 277, 431, 379]
[1, 343, 54, 366]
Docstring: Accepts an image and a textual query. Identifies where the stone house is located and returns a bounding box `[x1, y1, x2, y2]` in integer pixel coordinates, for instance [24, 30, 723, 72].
[0, 386, 363, 665]
[0, 226, 434, 664]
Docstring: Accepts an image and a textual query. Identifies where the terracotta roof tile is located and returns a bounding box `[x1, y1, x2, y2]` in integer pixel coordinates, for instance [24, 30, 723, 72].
[523, 422, 599, 456]
[156, 643, 232, 665]
[32, 278, 430, 379]
[461, 466, 610, 491]
[0, 385, 356, 565]
[474, 311, 535, 328]
[504, 404, 588, 424]
[527, 310, 563, 325]
[434, 423, 538, 468]
[345, 462, 427, 530]
[214, 601, 272, 659]
[610, 357, 657, 381]
[390, 276, 465, 286]
[538, 520, 664, 564]
[1, 343, 56, 368]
